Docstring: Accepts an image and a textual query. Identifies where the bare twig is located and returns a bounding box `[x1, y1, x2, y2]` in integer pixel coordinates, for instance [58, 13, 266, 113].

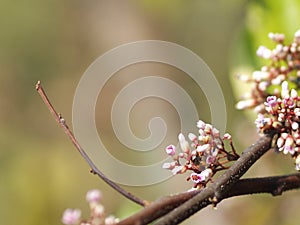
[225, 173, 300, 197]
[35, 81, 147, 207]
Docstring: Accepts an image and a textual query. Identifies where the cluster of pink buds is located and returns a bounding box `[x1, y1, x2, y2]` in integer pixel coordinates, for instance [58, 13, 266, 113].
[62, 189, 119, 225]
[163, 120, 239, 189]
[237, 29, 300, 171]
[255, 81, 300, 170]
[236, 30, 300, 114]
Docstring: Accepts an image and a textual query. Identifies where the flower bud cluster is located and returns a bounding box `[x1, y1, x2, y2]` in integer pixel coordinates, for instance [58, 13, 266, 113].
[62, 189, 119, 225]
[163, 120, 239, 189]
[255, 81, 300, 170]
[236, 30, 300, 114]
[236, 29, 300, 171]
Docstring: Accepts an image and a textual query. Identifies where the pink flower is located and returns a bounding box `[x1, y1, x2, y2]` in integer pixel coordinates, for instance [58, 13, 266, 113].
[255, 114, 266, 129]
[62, 209, 81, 225]
[283, 136, 295, 155]
[266, 96, 277, 108]
[190, 169, 212, 184]
[86, 189, 102, 203]
[283, 97, 295, 108]
[199, 169, 213, 182]
[190, 172, 202, 183]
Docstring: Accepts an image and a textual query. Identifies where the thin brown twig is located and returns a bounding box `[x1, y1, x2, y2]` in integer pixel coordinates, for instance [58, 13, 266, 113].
[35, 81, 147, 207]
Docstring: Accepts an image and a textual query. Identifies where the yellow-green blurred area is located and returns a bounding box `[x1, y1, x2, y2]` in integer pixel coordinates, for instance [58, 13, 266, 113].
[1, 0, 300, 225]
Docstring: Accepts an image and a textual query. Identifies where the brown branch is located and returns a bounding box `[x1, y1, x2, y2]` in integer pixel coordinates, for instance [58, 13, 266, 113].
[118, 172, 300, 225]
[118, 192, 200, 225]
[117, 190, 200, 225]
[35, 81, 147, 207]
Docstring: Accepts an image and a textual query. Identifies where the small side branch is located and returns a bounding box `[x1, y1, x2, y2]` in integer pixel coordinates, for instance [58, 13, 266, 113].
[226, 173, 300, 197]
[35, 81, 147, 207]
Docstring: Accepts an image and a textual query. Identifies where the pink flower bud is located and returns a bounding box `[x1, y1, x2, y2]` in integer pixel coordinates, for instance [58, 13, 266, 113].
[196, 144, 210, 152]
[165, 144, 176, 156]
[223, 133, 232, 140]
[190, 172, 202, 183]
[268, 32, 285, 42]
[237, 74, 251, 82]
[281, 81, 289, 98]
[212, 128, 220, 138]
[236, 99, 256, 110]
[277, 137, 285, 148]
[86, 189, 102, 203]
[197, 120, 206, 129]
[292, 122, 299, 130]
[200, 168, 213, 182]
[62, 209, 81, 225]
[178, 133, 190, 153]
[295, 155, 300, 170]
[256, 45, 272, 59]
[294, 29, 300, 43]
[188, 133, 198, 142]
[266, 96, 277, 107]
[105, 215, 119, 225]
[291, 89, 298, 98]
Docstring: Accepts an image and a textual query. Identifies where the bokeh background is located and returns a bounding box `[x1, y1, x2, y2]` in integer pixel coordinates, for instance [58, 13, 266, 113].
[1, 0, 300, 224]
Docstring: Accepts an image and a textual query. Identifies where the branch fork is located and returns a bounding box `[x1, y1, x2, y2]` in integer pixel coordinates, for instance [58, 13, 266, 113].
[36, 81, 300, 225]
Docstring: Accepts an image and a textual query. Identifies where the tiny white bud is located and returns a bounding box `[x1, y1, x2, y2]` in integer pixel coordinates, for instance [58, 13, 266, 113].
[162, 162, 172, 169]
[291, 89, 298, 98]
[223, 133, 232, 140]
[236, 99, 256, 110]
[256, 46, 272, 59]
[178, 133, 189, 153]
[188, 133, 198, 142]
[292, 122, 299, 130]
[277, 137, 285, 148]
[197, 120, 206, 129]
[196, 144, 210, 152]
[294, 29, 300, 43]
[281, 81, 289, 98]
[237, 74, 251, 82]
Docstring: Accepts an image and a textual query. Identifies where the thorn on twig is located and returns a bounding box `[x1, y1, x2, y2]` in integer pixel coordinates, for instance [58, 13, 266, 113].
[90, 169, 97, 175]
[208, 196, 219, 208]
[272, 183, 285, 196]
[35, 80, 41, 90]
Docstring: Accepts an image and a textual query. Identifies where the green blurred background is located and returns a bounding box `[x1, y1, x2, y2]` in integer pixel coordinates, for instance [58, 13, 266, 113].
[1, 0, 300, 224]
